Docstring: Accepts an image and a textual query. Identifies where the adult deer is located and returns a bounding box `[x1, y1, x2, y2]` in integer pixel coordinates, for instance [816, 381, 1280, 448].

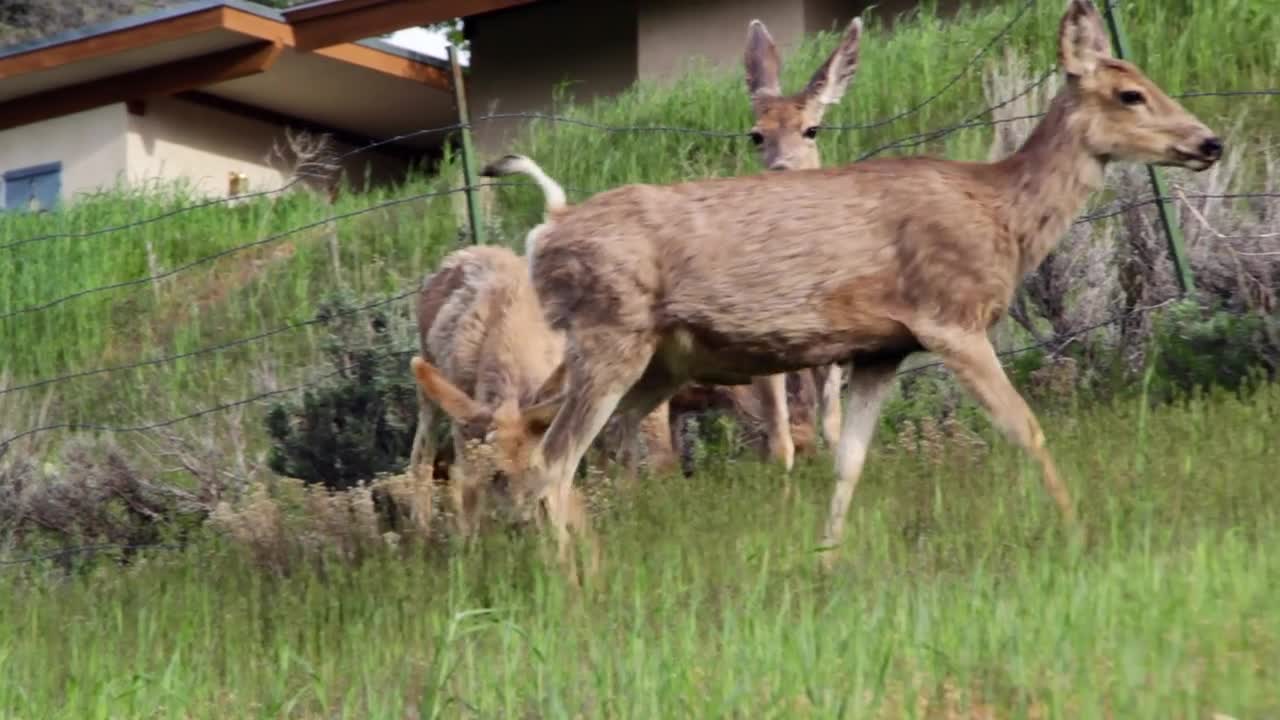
[417, 0, 1223, 576]
[666, 17, 860, 475]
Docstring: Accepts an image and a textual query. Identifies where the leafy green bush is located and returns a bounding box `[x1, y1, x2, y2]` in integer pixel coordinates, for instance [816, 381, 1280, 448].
[1149, 300, 1278, 402]
[265, 291, 422, 490]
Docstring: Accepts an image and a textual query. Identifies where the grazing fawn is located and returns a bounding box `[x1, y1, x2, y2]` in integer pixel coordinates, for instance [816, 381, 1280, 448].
[416, 0, 1223, 577]
[407, 241, 581, 539]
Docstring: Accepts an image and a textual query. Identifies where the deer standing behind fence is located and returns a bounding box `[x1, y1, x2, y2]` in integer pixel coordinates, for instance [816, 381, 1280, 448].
[666, 17, 861, 477]
[412, 0, 1223, 580]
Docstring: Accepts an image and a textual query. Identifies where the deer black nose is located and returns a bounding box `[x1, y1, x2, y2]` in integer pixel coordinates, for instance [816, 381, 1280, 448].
[1199, 137, 1223, 159]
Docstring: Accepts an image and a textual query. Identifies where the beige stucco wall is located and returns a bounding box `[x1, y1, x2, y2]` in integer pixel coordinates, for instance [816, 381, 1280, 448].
[125, 96, 409, 198]
[0, 97, 414, 209]
[810, 0, 977, 31]
[637, 0, 982, 85]
[467, 0, 639, 153]
[0, 104, 129, 205]
[637, 0, 807, 83]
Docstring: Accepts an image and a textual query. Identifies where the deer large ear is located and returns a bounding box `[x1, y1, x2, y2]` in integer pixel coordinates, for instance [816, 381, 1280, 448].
[803, 17, 862, 108]
[520, 395, 564, 435]
[1058, 0, 1112, 78]
[410, 356, 483, 422]
[531, 361, 568, 405]
[744, 19, 782, 98]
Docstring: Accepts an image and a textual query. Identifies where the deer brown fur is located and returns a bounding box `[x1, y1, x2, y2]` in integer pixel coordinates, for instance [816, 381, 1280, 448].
[407, 244, 582, 538]
[668, 17, 862, 474]
[417, 0, 1224, 577]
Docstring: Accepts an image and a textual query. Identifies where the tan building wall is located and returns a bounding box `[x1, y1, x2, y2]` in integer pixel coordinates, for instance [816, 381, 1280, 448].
[465, 0, 990, 155]
[467, 0, 639, 153]
[0, 104, 129, 206]
[125, 96, 409, 199]
[637, 0, 807, 82]
[638, 0, 977, 84]
[1, 97, 414, 209]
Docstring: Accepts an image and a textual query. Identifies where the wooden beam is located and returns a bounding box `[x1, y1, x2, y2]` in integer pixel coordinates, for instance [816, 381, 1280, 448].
[220, 7, 296, 46]
[0, 8, 224, 80]
[313, 43, 451, 91]
[288, 0, 537, 51]
[0, 42, 283, 132]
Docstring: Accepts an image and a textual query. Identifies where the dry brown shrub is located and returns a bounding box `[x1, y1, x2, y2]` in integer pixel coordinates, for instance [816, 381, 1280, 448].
[983, 49, 1280, 372]
[891, 413, 989, 466]
[207, 470, 442, 574]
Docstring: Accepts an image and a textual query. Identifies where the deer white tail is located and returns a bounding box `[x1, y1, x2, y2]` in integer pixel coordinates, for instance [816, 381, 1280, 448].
[481, 154, 566, 215]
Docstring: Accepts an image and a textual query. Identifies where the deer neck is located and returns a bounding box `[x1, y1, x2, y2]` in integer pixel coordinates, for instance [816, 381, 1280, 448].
[996, 87, 1107, 276]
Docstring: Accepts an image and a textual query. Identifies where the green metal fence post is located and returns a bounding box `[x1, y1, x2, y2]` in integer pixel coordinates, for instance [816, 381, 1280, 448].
[1102, 1, 1195, 294]
[449, 43, 485, 246]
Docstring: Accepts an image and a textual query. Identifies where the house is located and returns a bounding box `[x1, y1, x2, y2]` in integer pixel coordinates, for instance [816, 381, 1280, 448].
[0, 0, 480, 210]
[0, 0, 964, 210]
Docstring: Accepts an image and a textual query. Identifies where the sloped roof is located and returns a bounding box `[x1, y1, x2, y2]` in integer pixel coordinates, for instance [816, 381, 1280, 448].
[0, 0, 528, 148]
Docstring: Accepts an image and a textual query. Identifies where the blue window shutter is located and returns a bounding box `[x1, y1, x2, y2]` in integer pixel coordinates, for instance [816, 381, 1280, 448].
[3, 162, 62, 211]
[3, 177, 27, 210]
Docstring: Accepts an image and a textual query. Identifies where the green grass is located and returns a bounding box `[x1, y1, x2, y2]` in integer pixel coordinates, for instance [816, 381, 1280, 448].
[2, 0, 1277, 434]
[1, 384, 1276, 719]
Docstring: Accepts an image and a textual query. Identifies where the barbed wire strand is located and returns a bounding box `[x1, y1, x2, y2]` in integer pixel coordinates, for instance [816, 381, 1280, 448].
[0, 285, 422, 397]
[0, 123, 469, 252]
[825, 0, 1037, 132]
[0, 182, 538, 322]
[0, 349, 417, 456]
[855, 65, 1057, 160]
[2, 177, 1273, 332]
[1075, 191, 1278, 224]
[1, 84, 1274, 254]
[0, 542, 187, 567]
[897, 299, 1177, 377]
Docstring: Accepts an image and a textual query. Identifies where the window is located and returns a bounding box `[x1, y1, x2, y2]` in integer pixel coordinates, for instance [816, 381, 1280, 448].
[3, 162, 62, 212]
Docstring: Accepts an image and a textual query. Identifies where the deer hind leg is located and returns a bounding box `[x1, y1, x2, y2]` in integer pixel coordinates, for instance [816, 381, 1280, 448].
[920, 326, 1076, 527]
[638, 399, 679, 476]
[615, 377, 683, 483]
[755, 373, 796, 472]
[409, 387, 437, 481]
[815, 363, 844, 450]
[818, 361, 900, 571]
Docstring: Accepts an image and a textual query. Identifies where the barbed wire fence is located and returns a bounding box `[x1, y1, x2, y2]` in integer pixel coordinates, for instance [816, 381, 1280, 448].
[1, 1, 1278, 565]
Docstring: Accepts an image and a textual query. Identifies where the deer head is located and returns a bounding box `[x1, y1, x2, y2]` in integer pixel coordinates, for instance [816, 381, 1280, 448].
[1057, 0, 1221, 170]
[410, 356, 564, 516]
[745, 17, 862, 171]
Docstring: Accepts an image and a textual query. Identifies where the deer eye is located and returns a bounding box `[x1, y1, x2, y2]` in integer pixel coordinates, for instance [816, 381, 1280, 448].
[1117, 90, 1146, 106]
[803, 126, 819, 139]
[748, 130, 764, 146]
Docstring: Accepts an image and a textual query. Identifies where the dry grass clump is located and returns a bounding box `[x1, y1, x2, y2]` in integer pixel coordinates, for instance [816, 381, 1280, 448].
[208, 471, 440, 575]
[891, 414, 990, 467]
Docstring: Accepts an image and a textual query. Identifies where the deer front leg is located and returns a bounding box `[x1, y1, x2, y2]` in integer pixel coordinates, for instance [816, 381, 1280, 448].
[529, 337, 656, 583]
[409, 388, 437, 481]
[818, 361, 899, 572]
[448, 426, 486, 540]
[919, 325, 1076, 527]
